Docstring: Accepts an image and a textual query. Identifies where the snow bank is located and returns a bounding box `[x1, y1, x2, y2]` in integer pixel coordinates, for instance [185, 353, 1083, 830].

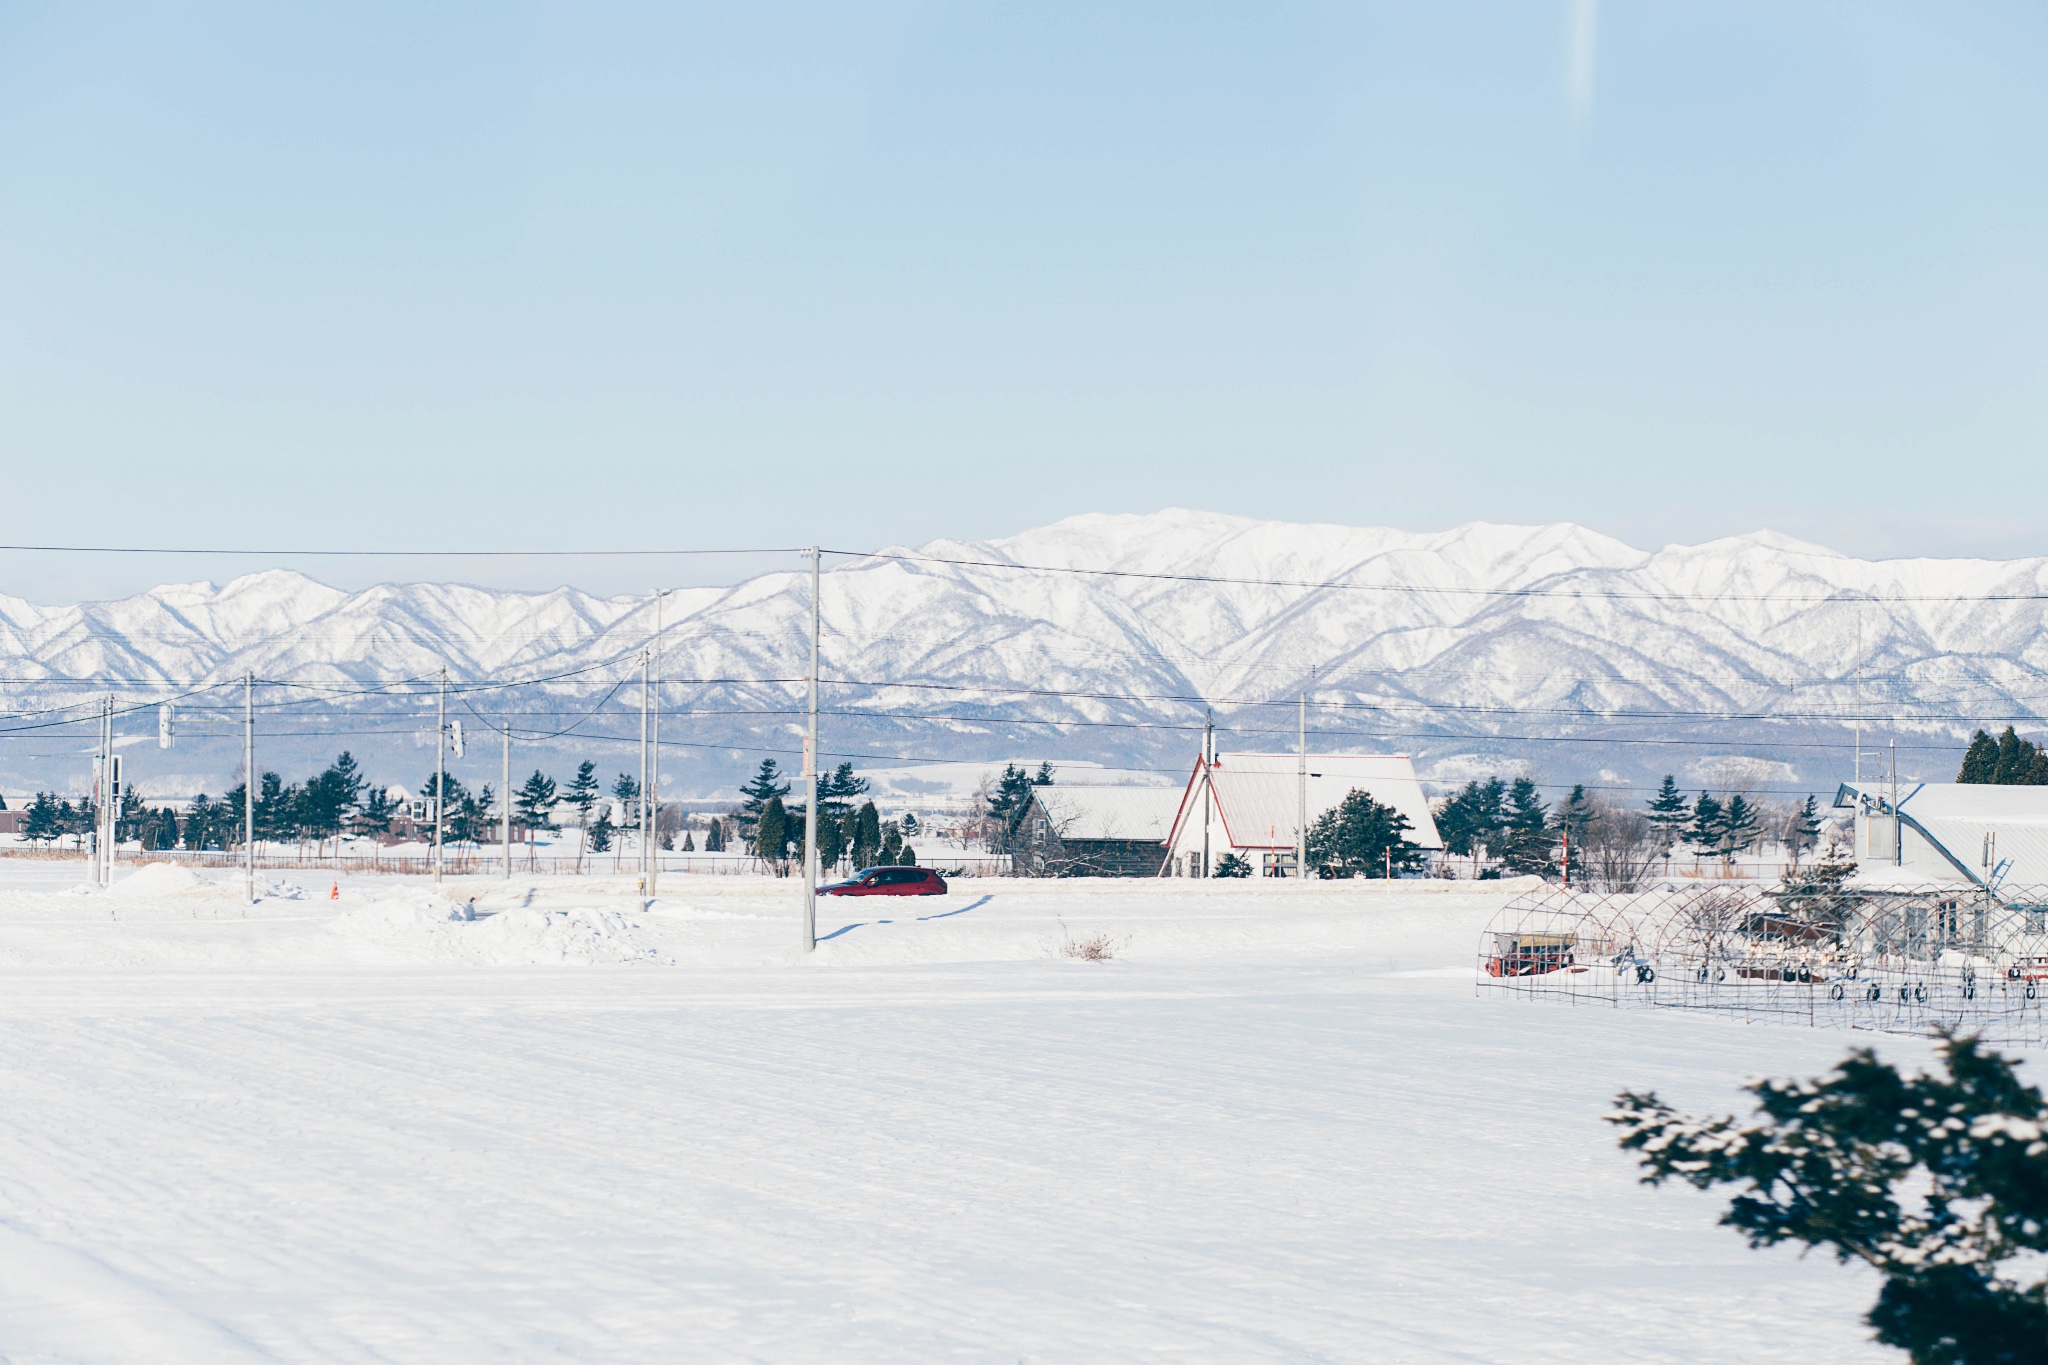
[325, 893, 667, 966]
[111, 863, 216, 898]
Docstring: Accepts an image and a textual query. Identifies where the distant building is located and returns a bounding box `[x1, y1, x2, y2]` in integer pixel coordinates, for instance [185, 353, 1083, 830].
[1834, 781, 2048, 889]
[1164, 752, 1443, 878]
[1016, 786, 1182, 877]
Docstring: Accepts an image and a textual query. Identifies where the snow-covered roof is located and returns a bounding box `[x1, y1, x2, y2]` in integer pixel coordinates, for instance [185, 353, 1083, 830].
[1171, 753, 1444, 852]
[1035, 786, 1181, 842]
[1836, 781, 2048, 888]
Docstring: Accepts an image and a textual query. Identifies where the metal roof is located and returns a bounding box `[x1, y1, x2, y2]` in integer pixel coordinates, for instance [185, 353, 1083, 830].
[1836, 781, 2048, 889]
[1034, 786, 1182, 842]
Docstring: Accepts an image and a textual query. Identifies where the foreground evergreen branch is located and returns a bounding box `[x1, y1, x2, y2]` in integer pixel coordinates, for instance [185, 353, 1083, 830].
[1611, 1034, 2048, 1364]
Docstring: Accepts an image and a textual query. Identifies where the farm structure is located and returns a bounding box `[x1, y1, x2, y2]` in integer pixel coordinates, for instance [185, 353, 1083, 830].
[1015, 787, 1181, 877]
[1478, 880, 2048, 1046]
[1834, 780, 2048, 888]
[1163, 752, 1443, 878]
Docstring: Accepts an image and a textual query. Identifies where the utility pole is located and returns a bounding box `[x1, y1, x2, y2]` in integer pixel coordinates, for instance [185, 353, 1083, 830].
[1853, 611, 1863, 785]
[651, 589, 666, 897]
[244, 673, 255, 906]
[501, 717, 511, 881]
[1296, 669, 1310, 880]
[803, 547, 820, 952]
[638, 648, 650, 892]
[1200, 707, 1214, 879]
[435, 668, 446, 885]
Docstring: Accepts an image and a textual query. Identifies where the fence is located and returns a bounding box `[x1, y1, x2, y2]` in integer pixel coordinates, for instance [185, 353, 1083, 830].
[0, 845, 1016, 879]
[1478, 881, 2048, 1046]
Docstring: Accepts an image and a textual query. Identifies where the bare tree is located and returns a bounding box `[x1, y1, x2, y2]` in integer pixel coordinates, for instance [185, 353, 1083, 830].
[1581, 801, 1663, 892]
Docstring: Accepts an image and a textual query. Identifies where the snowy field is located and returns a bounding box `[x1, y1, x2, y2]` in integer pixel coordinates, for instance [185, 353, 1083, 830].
[0, 860, 1959, 1362]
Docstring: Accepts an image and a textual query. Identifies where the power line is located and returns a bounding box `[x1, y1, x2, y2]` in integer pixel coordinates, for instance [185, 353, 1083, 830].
[824, 546, 2048, 604]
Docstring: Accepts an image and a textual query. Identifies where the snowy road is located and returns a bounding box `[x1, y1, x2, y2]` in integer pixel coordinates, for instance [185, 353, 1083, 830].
[0, 865, 1925, 1361]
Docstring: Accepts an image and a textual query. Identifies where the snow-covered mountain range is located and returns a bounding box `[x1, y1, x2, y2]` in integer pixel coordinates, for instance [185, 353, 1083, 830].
[5, 510, 2043, 801]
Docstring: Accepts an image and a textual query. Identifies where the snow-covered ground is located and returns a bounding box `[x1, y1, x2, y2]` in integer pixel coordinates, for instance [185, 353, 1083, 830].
[0, 858, 1945, 1362]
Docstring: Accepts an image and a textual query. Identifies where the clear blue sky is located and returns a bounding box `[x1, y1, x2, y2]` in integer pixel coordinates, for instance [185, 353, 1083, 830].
[3, 2, 2045, 601]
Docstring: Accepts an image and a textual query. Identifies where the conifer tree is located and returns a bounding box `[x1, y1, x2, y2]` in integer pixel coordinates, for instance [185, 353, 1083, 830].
[1499, 778, 1552, 876]
[1614, 1035, 2048, 1364]
[356, 786, 394, 841]
[1646, 777, 1690, 857]
[851, 801, 881, 868]
[737, 760, 789, 838]
[1783, 794, 1823, 871]
[681, 831, 695, 853]
[587, 809, 614, 853]
[1434, 778, 1508, 862]
[704, 817, 726, 853]
[1991, 726, 2040, 785]
[1958, 729, 1999, 783]
[1551, 784, 1594, 881]
[21, 792, 62, 846]
[1721, 793, 1763, 870]
[879, 821, 903, 865]
[515, 771, 559, 843]
[755, 795, 789, 864]
[612, 773, 641, 828]
[900, 811, 920, 838]
[1685, 792, 1725, 864]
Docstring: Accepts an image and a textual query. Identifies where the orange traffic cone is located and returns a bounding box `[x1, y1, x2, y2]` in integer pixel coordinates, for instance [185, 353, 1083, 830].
[330, 881, 340, 901]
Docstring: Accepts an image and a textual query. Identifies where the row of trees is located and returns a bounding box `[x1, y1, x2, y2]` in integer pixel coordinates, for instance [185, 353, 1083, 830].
[733, 759, 925, 873]
[1958, 726, 2048, 785]
[1433, 774, 1826, 888]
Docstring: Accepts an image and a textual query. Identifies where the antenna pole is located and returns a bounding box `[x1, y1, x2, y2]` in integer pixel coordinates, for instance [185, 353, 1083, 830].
[803, 547, 820, 952]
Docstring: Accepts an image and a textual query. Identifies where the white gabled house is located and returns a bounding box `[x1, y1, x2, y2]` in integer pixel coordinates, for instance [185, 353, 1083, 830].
[1163, 751, 1443, 877]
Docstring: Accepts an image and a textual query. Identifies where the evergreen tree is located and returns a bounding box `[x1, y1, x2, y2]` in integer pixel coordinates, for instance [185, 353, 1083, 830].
[183, 794, 216, 850]
[755, 795, 789, 863]
[1034, 762, 1056, 787]
[983, 765, 1041, 853]
[562, 762, 600, 825]
[220, 784, 247, 847]
[1614, 1035, 2048, 1365]
[1958, 729, 2000, 783]
[356, 786, 395, 840]
[1991, 726, 2041, 785]
[1721, 793, 1763, 869]
[515, 770, 559, 841]
[900, 843, 917, 866]
[612, 773, 641, 828]
[704, 817, 726, 853]
[21, 792, 62, 846]
[851, 801, 881, 868]
[816, 807, 845, 869]
[736, 760, 789, 838]
[900, 811, 920, 838]
[878, 820, 904, 865]
[1434, 777, 1507, 860]
[1782, 794, 1823, 870]
[1498, 778, 1552, 876]
[681, 831, 695, 853]
[1212, 851, 1253, 878]
[817, 762, 869, 830]
[1684, 791, 1725, 863]
[1305, 788, 1424, 879]
[1646, 776, 1690, 855]
[587, 810, 614, 853]
[1551, 784, 1594, 881]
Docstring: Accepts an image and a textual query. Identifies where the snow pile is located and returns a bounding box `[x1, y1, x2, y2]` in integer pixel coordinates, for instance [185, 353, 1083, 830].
[463, 906, 669, 965]
[328, 896, 467, 941]
[111, 863, 215, 898]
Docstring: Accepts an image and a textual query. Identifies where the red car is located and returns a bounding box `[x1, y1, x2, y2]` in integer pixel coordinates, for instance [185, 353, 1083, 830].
[819, 867, 948, 897]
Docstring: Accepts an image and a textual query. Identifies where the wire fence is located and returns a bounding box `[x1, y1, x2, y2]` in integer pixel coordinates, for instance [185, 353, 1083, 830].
[1478, 881, 2048, 1046]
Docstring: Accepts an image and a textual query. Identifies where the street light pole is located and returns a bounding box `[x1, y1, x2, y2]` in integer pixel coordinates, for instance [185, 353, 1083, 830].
[244, 673, 255, 906]
[501, 716, 511, 881]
